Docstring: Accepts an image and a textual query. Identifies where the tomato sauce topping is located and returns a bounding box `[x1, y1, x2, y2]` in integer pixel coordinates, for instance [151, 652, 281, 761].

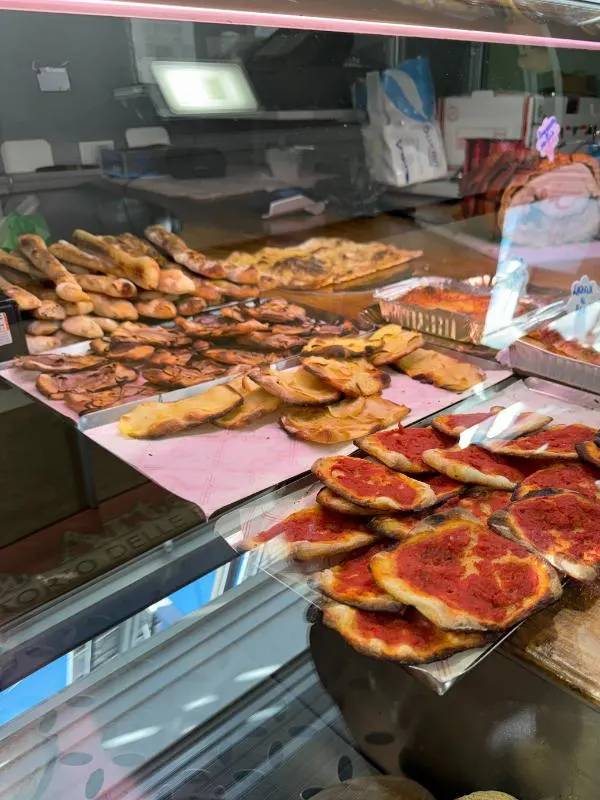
[444, 445, 524, 480]
[373, 426, 452, 467]
[511, 492, 600, 563]
[255, 506, 367, 544]
[328, 457, 420, 506]
[331, 544, 391, 596]
[454, 490, 512, 523]
[507, 424, 596, 453]
[521, 462, 600, 499]
[392, 522, 541, 623]
[354, 607, 439, 647]
[427, 474, 464, 498]
[438, 411, 500, 432]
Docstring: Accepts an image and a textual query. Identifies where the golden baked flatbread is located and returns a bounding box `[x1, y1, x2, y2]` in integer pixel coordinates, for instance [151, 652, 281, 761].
[302, 356, 390, 397]
[250, 366, 342, 405]
[213, 375, 280, 429]
[393, 348, 485, 392]
[301, 335, 380, 359]
[368, 324, 424, 366]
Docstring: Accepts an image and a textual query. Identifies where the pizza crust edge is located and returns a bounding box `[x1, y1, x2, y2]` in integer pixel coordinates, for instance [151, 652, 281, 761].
[422, 448, 519, 490]
[312, 569, 405, 612]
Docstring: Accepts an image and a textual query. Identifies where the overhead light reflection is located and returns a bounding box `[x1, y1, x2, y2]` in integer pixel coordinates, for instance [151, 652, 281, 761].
[183, 694, 219, 712]
[103, 726, 160, 748]
[234, 665, 280, 682]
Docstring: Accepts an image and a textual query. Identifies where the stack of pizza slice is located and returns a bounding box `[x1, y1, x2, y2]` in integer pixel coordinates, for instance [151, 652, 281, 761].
[243, 405, 600, 665]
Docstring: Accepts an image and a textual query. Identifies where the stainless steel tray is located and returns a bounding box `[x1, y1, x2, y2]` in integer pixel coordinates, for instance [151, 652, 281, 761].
[374, 275, 563, 347]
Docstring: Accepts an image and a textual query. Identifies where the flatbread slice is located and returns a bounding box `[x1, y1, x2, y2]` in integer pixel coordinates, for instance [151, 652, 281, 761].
[241, 505, 376, 561]
[118, 384, 242, 438]
[577, 439, 600, 468]
[313, 455, 436, 512]
[393, 348, 485, 393]
[302, 356, 390, 398]
[369, 509, 433, 541]
[213, 375, 281, 429]
[368, 325, 424, 366]
[249, 366, 341, 405]
[427, 473, 466, 503]
[443, 487, 513, 524]
[513, 462, 600, 502]
[486, 424, 597, 460]
[432, 406, 551, 440]
[301, 335, 380, 359]
[422, 445, 525, 489]
[280, 396, 410, 444]
[312, 543, 405, 611]
[323, 604, 487, 663]
[370, 515, 562, 631]
[316, 487, 384, 517]
[355, 425, 453, 473]
[490, 490, 600, 581]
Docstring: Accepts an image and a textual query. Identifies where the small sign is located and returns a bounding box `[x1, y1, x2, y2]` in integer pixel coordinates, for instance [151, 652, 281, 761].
[536, 115, 560, 161]
[566, 274, 600, 314]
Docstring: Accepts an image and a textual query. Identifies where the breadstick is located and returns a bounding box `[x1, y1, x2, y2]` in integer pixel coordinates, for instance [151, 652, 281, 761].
[144, 225, 225, 278]
[75, 274, 137, 299]
[49, 242, 117, 275]
[0, 248, 45, 279]
[62, 315, 104, 339]
[63, 300, 94, 316]
[177, 296, 208, 316]
[27, 320, 61, 336]
[73, 230, 160, 290]
[0, 274, 42, 311]
[135, 298, 177, 320]
[117, 233, 172, 268]
[87, 292, 138, 321]
[19, 234, 90, 303]
[158, 269, 196, 295]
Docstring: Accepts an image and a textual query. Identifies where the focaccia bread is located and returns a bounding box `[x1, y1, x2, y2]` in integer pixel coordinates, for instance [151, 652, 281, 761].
[370, 515, 562, 631]
[313, 455, 436, 512]
[513, 462, 600, 501]
[485, 423, 597, 460]
[312, 543, 405, 611]
[302, 356, 390, 398]
[213, 375, 281, 429]
[14, 353, 107, 373]
[393, 348, 485, 393]
[368, 324, 424, 366]
[423, 445, 525, 489]
[280, 396, 410, 444]
[432, 406, 551, 439]
[490, 489, 600, 581]
[241, 505, 376, 560]
[323, 604, 487, 664]
[355, 425, 453, 473]
[249, 366, 342, 406]
[118, 384, 242, 438]
[37, 363, 137, 400]
[301, 335, 381, 360]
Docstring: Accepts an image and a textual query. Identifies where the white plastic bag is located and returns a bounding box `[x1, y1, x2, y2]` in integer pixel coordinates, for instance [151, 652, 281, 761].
[362, 57, 448, 188]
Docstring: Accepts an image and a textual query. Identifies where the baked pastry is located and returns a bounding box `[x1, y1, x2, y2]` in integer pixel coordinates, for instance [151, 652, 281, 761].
[250, 366, 342, 405]
[368, 324, 424, 366]
[393, 348, 485, 392]
[302, 356, 390, 397]
[213, 375, 281, 429]
[355, 425, 452, 473]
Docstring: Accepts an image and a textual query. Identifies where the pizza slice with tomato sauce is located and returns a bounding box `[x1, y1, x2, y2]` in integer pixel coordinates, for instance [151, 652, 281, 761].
[427, 474, 466, 503]
[443, 487, 513, 524]
[355, 425, 453, 473]
[369, 508, 433, 541]
[490, 490, 600, 581]
[312, 543, 405, 611]
[242, 505, 377, 561]
[486, 424, 597, 460]
[432, 406, 551, 440]
[312, 455, 436, 512]
[422, 445, 525, 489]
[370, 515, 562, 631]
[513, 462, 600, 501]
[323, 604, 488, 664]
[316, 486, 383, 517]
[577, 438, 600, 469]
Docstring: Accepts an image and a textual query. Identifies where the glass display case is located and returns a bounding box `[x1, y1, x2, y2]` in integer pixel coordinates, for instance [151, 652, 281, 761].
[2, 2, 600, 799]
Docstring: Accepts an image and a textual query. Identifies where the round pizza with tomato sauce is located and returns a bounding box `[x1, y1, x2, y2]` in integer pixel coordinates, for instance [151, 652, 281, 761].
[312, 543, 404, 611]
[422, 444, 525, 489]
[370, 516, 562, 631]
[490, 490, 600, 581]
[513, 462, 600, 502]
[242, 505, 377, 561]
[432, 406, 551, 440]
[485, 424, 597, 460]
[322, 604, 487, 664]
[312, 455, 436, 512]
[354, 425, 453, 473]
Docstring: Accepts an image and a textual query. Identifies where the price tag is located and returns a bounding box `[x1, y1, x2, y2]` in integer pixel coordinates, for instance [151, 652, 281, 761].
[566, 275, 600, 313]
[535, 115, 560, 162]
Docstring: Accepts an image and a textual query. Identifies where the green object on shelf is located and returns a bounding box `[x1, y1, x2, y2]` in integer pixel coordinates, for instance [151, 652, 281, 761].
[0, 211, 50, 251]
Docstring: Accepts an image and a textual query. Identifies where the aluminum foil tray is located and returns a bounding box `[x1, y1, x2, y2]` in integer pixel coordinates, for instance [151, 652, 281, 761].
[507, 338, 600, 396]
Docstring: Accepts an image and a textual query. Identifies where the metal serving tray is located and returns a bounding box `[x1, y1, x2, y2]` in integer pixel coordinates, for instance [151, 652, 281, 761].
[374, 276, 563, 348]
[219, 376, 600, 695]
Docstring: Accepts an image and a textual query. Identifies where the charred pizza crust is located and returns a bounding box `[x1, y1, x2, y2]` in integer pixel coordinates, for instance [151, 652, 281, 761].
[422, 445, 524, 489]
[368, 325, 424, 366]
[250, 366, 341, 406]
[513, 461, 600, 501]
[577, 439, 600, 468]
[280, 396, 410, 444]
[312, 544, 405, 611]
[369, 510, 431, 541]
[302, 356, 390, 397]
[323, 604, 487, 664]
[316, 487, 382, 517]
[432, 406, 551, 439]
[313, 455, 436, 512]
[370, 515, 562, 631]
[444, 487, 513, 524]
[355, 425, 452, 473]
[485, 424, 596, 460]
[490, 489, 600, 581]
[240, 505, 377, 561]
